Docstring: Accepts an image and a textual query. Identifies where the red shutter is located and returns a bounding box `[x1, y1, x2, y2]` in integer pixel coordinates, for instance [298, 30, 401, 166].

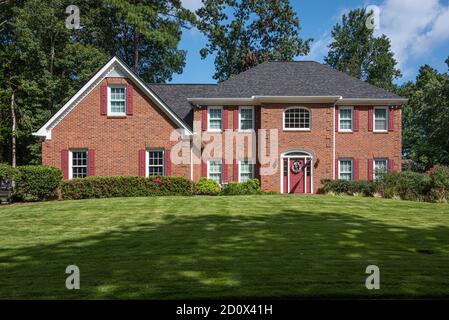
[201, 159, 207, 177]
[353, 107, 359, 131]
[88, 149, 95, 176]
[61, 149, 69, 179]
[165, 149, 171, 176]
[233, 107, 239, 130]
[368, 107, 373, 131]
[254, 108, 261, 130]
[100, 84, 107, 115]
[335, 159, 339, 180]
[368, 159, 373, 181]
[126, 85, 134, 116]
[335, 106, 339, 132]
[353, 159, 359, 180]
[222, 160, 228, 183]
[223, 107, 229, 130]
[388, 107, 395, 131]
[201, 108, 207, 131]
[233, 159, 238, 181]
[388, 158, 395, 173]
[138, 149, 146, 177]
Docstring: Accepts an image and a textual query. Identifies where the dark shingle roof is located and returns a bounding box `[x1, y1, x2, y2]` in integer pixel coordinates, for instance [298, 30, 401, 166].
[148, 84, 217, 126]
[214, 61, 402, 99]
[147, 61, 403, 129]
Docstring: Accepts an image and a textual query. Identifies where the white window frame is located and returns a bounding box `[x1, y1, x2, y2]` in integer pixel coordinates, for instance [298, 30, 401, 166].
[373, 106, 389, 132]
[373, 158, 388, 180]
[283, 106, 311, 131]
[107, 85, 127, 116]
[238, 159, 254, 182]
[207, 159, 222, 184]
[146, 149, 165, 177]
[69, 149, 88, 179]
[338, 106, 353, 132]
[238, 106, 254, 132]
[207, 106, 223, 132]
[338, 159, 353, 181]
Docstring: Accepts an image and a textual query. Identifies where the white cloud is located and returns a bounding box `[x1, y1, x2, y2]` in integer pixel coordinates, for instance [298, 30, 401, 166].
[181, 0, 203, 11]
[375, 0, 449, 68]
[302, 33, 332, 62]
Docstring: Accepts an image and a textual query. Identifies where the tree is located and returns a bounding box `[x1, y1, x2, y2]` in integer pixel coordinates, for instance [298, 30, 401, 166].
[399, 59, 449, 168]
[77, 0, 196, 82]
[196, 0, 312, 81]
[325, 8, 401, 91]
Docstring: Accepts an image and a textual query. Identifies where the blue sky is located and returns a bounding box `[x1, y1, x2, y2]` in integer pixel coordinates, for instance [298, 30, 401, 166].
[172, 0, 449, 84]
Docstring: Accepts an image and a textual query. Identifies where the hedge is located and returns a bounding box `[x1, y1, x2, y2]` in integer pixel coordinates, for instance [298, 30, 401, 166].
[321, 165, 449, 203]
[195, 178, 221, 195]
[221, 179, 261, 195]
[14, 166, 62, 201]
[0, 163, 16, 182]
[61, 176, 195, 200]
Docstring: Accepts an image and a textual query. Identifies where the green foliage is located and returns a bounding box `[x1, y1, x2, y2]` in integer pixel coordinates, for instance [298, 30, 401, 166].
[221, 179, 261, 195]
[14, 165, 62, 201]
[325, 8, 401, 91]
[61, 176, 195, 200]
[321, 179, 377, 197]
[428, 166, 449, 202]
[0, 163, 17, 181]
[398, 60, 449, 168]
[196, 0, 311, 81]
[195, 178, 221, 196]
[377, 171, 431, 201]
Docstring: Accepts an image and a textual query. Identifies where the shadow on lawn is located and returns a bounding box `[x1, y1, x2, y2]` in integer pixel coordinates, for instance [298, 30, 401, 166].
[1, 210, 449, 299]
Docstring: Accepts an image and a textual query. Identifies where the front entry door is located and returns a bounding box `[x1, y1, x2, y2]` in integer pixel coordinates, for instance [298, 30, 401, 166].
[289, 158, 305, 194]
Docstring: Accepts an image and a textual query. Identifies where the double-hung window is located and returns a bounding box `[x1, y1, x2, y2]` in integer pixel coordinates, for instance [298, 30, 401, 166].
[108, 86, 126, 115]
[339, 159, 353, 180]
[208, 107, 223, 131]
[147, 150, 165, 176]
[374, 107, 388, 132]
[70, 150, 88, 179]
[339, 107, 353, 131]
[208, 160, 222, 184]
[239, 160, 254, 182]
[239, 107, 254, 131]
[373, 159, 388, 180]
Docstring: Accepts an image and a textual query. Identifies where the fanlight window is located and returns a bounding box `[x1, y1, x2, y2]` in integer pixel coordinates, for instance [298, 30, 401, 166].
[284, 107, 310, 130]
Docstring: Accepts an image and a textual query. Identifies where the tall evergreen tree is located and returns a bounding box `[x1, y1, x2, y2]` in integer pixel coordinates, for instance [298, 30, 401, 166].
[196, 0, 312, 81]
[325, 8, 401, 91]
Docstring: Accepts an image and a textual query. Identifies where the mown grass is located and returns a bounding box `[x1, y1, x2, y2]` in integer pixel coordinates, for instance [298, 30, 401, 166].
[0, 195, 448, 299]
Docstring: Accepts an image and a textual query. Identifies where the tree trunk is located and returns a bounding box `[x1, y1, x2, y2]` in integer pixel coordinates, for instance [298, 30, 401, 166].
[133, 27, 139, 73]
[10, 91, 16, 168]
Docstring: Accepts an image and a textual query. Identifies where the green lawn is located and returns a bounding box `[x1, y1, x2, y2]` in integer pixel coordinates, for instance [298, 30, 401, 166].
[0, 195, 449, 299]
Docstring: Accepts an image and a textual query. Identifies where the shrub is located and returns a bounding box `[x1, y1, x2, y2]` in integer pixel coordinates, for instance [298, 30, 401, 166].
[0, 163, 16, 182]
[377, 171, 431, 201]
[353, 180, 378, 197]
[14, 166, 62, 201]
[221, 179, 261, 195]
[321, 179, 356, 195]
[61, 176, 195, 200]
[195, 178, 221, 195]
[428, 166, 449, 202]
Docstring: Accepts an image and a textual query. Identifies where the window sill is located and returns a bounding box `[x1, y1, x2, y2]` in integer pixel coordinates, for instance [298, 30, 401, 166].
[237, 129, 255, 133]
[107, 114, 127, 119]
[338, 130, 353, 133]
[373, 130, 388, 134]
[207, 130, 223, 133]
[283, 129, 311, 132]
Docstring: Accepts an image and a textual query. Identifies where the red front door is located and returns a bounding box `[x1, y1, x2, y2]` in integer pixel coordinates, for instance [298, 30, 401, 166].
[289, 158, 305, 194]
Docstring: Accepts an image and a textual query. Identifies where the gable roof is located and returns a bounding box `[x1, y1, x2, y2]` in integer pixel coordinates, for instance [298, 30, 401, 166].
[33, 56, 194, 139]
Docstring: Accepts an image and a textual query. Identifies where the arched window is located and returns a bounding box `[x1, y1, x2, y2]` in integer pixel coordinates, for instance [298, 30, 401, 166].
[283, 107, 311, 130]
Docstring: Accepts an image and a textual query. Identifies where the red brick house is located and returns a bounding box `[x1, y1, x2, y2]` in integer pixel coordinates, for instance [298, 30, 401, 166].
[34, 57, 407, 194]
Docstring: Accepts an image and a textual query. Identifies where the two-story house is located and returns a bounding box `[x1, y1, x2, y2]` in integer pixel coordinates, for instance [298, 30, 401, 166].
[34, 57, 407, 194]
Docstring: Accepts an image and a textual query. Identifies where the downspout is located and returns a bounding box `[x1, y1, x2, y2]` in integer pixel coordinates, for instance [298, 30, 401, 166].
[332, 98, 342, 180]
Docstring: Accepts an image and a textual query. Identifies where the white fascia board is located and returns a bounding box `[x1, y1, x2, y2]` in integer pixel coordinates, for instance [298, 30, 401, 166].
[337, 98, 408, 106]
[188, 96, 342, 105]
[33, 57, 192, 139]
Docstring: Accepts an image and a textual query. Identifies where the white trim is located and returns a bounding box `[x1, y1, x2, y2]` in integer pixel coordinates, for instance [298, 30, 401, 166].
[69, 149, 88, 179]
[188, 96, 343, 105]
[207, 159, 222, 184]
[338, 98, 408, 105]
[146, 149, 165, 177]
[283, 106, 311, 131]
[338, 159, 354, 181]
[332, 103, 336, 179]
[107, 85, 127, 117]
[33, 56, 193, 139]
[338, 106, 353, 132]
[207, 106, 223, 133]
[238, 106, 255, 132]
[280, 150, 314, 194]
[238, 159, 255, 182]
[373, 106, 389, 132]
